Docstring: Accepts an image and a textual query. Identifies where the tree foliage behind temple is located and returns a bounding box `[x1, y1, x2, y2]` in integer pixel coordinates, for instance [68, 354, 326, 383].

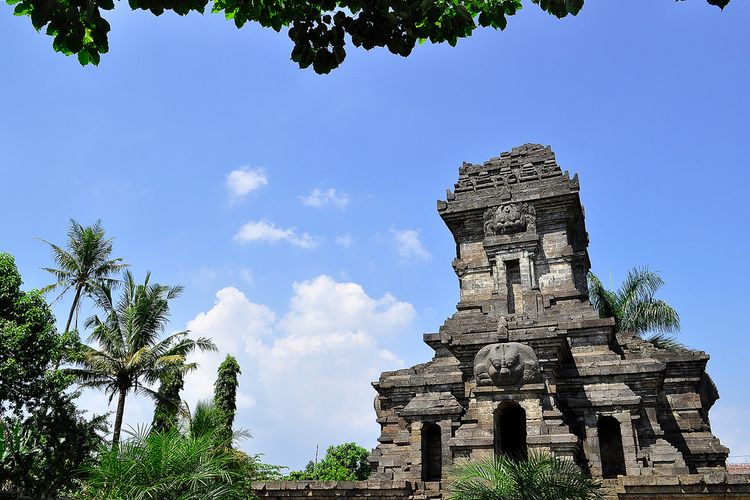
[587, 267, 683, 349]
[287, 442, 371, 481]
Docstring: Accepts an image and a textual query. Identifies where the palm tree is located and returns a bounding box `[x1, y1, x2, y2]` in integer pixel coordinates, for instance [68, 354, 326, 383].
[449, 454, 602, 500]
[83, 402, 260, 499]
[587, 267, 682, 349]
[186, 400, 248, 446]
[82, 426, 245, 499]
[39, 219, 127, 333]
[68, 271, 216, 448]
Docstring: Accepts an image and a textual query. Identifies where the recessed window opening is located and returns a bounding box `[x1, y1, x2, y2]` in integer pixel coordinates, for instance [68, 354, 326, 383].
[598, 416, 626, 478]
[422, 422, 442, 481]
[505, 260, 522, 313]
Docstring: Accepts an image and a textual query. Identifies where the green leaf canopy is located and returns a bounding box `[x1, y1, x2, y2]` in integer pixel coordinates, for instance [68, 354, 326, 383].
[6, 0, 732, 74]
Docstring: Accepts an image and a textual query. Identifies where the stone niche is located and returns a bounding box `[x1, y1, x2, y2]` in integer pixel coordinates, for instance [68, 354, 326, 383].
[366, 144, 736, 499]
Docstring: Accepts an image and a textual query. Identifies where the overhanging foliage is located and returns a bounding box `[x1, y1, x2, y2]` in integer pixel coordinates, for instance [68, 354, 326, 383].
[5, 0, 731, 74]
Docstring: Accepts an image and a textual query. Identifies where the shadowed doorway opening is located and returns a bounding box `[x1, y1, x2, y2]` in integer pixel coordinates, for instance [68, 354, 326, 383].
[494, 402, 527, 460]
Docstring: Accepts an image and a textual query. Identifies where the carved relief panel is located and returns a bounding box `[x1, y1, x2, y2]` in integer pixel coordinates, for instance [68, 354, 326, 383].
[474, 342, 540, 387]
[483, 203, 536, 236]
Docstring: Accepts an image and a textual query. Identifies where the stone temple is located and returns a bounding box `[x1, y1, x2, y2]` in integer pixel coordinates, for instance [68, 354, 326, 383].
[370, 144, 730, 487]
[255, 144, 747, 499]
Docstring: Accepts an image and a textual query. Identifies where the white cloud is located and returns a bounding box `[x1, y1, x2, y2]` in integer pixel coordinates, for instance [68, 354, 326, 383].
[184, 287, 275, 406]
[75, 276, 413, 469]
[335, 234, 354, 248]
[299, 188, 350, 209]
[392, 228, 431, 262]
[234, 220, 320, 249]
[278, 275, 415, 337]
[255, 331, 401, 432]
[239, 268, 254, 284]
[182, 276, 412, 467]
[226, 167, 268, 201]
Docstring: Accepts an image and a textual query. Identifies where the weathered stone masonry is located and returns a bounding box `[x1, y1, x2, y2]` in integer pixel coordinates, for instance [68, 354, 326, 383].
[254, 144, 748, 500]
[370, 143, 729, 482]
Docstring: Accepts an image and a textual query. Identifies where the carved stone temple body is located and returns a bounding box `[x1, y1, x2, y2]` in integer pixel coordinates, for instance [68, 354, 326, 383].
[369, 144, 729, 485]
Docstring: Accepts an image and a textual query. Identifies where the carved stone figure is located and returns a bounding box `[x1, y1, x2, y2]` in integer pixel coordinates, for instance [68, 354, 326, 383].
[474, 342, 540, 386]
[484, 203, 536, 236]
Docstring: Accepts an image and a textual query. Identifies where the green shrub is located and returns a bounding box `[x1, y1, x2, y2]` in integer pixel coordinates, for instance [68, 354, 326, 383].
[286, 442, 371, 481]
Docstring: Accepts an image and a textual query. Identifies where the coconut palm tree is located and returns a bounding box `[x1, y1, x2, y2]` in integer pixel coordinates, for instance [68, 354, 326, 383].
[449, 454, 602, 500]
[67, 271, 216, 448]
[39, 219, 127, 333]
[587, 267, 682, 349]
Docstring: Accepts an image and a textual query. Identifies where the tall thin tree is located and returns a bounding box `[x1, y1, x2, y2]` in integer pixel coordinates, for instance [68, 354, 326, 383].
[67, 271, 216, 448]
[213, 355, 241, 445]
[151, 369, 186, 433]
[39, 219, 127, 333]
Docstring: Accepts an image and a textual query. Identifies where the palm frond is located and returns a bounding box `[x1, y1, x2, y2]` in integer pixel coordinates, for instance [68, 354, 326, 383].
[82, 426, 247, 498]
[621, 299, 680, 334]
[43, 281, 74, 304]
[617, 267, 663, 311]
[589, 267, 681, 342]
[64, 368, 114, 389]
[645, 333, 687, 350]
[587, 272, 620, 322]
[449, 453, 601, 500]
[133, 384, 161, 402]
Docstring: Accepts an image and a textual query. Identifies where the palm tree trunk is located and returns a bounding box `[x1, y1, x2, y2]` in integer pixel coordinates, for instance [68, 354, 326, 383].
[64, 284, 83, 333]
[112, 388, 127, 450]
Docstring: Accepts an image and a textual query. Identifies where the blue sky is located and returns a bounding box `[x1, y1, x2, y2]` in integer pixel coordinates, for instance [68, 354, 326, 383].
[1, 0, 749, 470]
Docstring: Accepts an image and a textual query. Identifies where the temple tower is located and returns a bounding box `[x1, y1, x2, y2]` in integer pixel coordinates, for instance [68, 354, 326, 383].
[370, 144, 728, 489]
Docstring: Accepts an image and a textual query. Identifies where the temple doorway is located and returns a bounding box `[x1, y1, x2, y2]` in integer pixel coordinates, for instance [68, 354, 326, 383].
[494, 402, 527, 460]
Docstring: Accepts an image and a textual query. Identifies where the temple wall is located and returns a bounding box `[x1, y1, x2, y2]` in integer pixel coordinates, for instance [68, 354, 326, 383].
[538, 229, 576, 293]
[459, 272, 493, 301]
[251, 475, 750, 499]
[610, 474, 750, 499]
[252, 480, 415, 499]
[458, 242, 487, 267]
[457, 242, 493, 302]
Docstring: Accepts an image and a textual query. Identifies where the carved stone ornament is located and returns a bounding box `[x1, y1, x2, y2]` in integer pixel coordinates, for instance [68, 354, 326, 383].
[474, 342, 540, 387]
[484, 203, 536, 236]
[374, 395, 387, 420]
